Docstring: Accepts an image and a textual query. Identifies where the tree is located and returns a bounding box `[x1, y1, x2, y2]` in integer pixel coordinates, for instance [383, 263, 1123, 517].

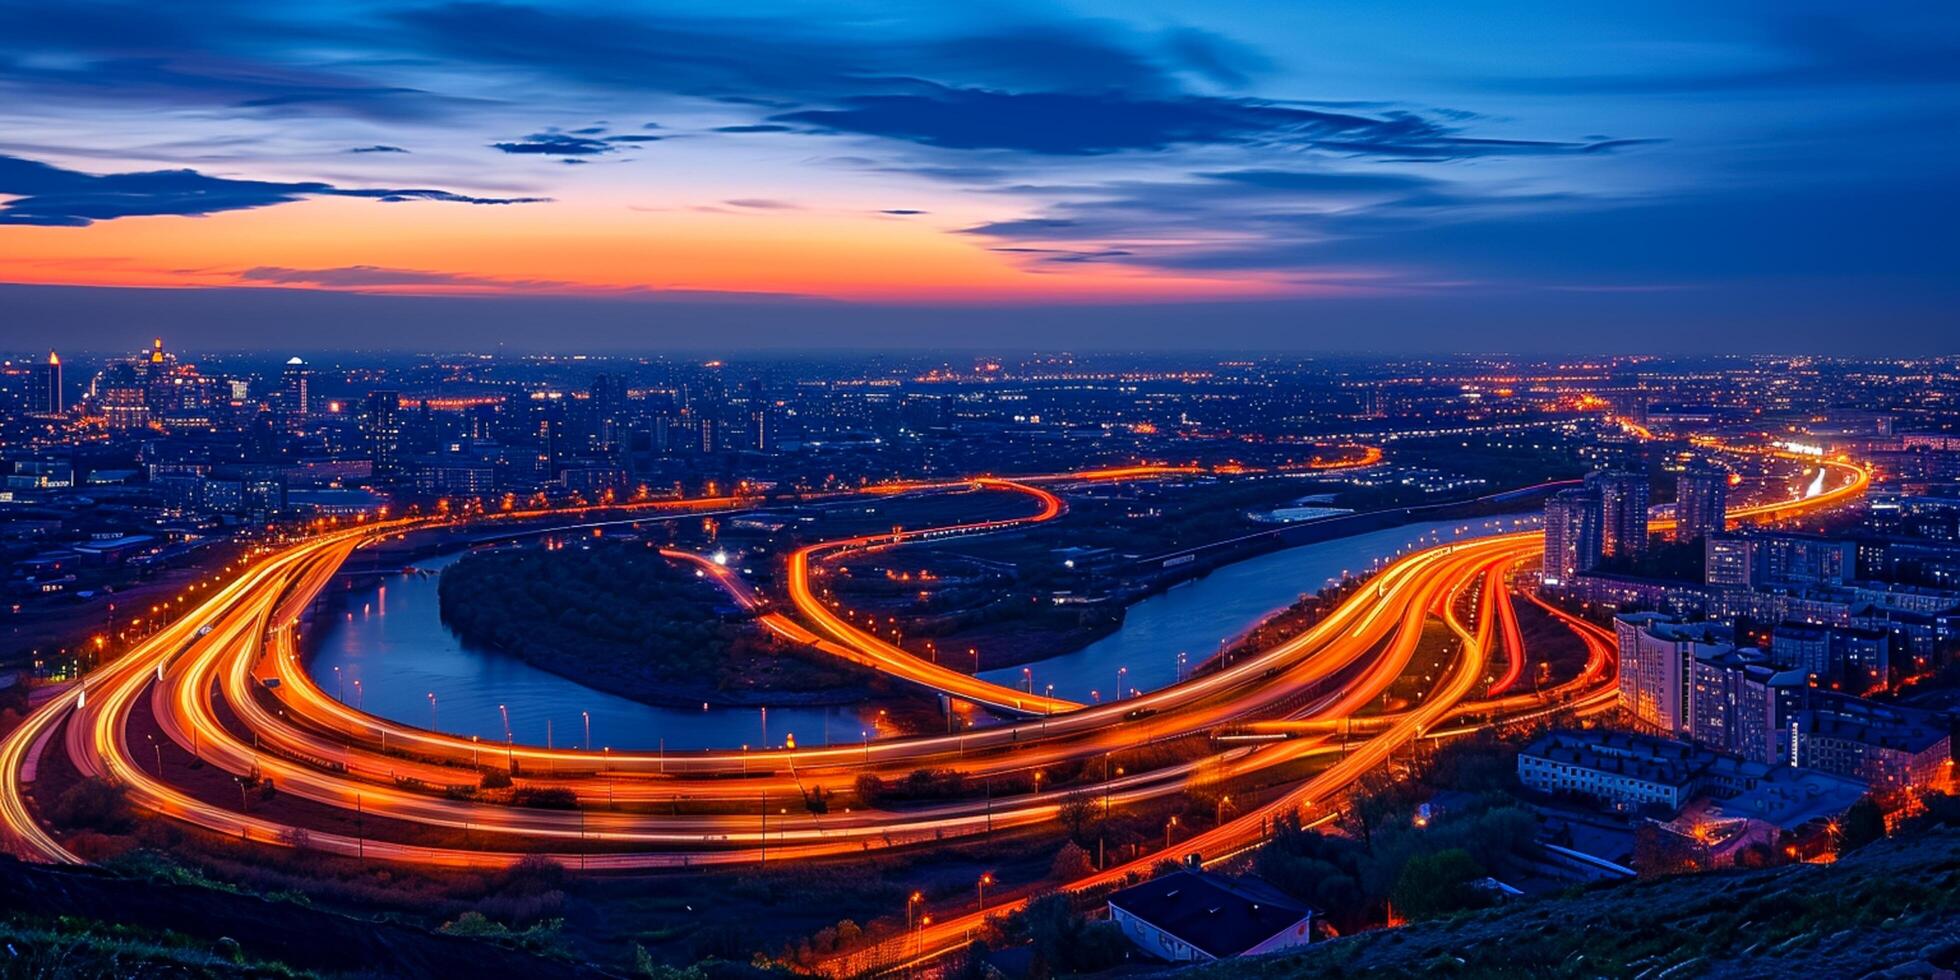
[1057, 790, 1097, 844]
[1344, 767, 1403, 853]
[1839, 796, 1886, 852]
[1051, 840, 1094, 880]
[1390, 849, 1485, 920]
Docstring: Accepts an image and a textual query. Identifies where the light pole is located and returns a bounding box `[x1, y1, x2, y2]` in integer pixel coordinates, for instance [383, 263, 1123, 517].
[907, 891, 923, 930]
[1166, 815, 1178, 849]
[498, 703, 512, 743]
[582, 710, 591, 751]
[1217, 794, 1232, 826]
[333, 665, 343, 703]
[978, 873, 993, 912]
[1117, 666, 1128, 700]
[426, 692, 437, 730]
[352, 678, 363, 709]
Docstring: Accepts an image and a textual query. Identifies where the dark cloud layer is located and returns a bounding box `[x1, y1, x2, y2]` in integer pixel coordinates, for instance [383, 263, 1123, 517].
[773, 84, 1640, 156]
[0, 153, 545, 226]
[490, 132, 615, 155]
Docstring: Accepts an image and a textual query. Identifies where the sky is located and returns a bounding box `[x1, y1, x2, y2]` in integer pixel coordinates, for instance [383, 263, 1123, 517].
[0, 0, 1955, 353]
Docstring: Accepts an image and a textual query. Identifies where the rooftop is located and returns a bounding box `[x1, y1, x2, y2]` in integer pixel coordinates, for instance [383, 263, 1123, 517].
[1108, 870, 1315, 960]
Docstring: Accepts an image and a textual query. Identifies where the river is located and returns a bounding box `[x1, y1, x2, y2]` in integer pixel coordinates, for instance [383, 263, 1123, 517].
[977, 513, 1538, 703]
[306, 512, 1537, 749]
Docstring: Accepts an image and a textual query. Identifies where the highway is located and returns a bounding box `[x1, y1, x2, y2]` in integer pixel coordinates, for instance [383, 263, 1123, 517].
[0, 444, 1868, 973]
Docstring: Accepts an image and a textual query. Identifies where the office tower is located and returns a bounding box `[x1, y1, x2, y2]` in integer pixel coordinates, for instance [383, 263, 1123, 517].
[98, 361, 150, 430]
[280, 356, 313, 423]
[1675, 465, 1727, 541]
[1588, 469, 1650, 557]
[361, 389, 403, 477]
[745, 377, 772, 451]
[589, 373, 626, 454]
[1541, 487, 1602, 587]
[29, 351, 61, 414]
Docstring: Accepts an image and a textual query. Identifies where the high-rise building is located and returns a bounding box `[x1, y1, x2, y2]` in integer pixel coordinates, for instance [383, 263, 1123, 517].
[98, 361, 150, 430]
[1541, 487, 1602, 587]
[1674, 465, 1727, 542]
[280, 356, 312, 423]
[588, 373, 626, 454]
[28, 352, 62, 414]
[1704, 533, 1756, 588]
[1588, 469, 1650, 558]
[361, 389, 404, 477]
[1615, 613, 1730, 735]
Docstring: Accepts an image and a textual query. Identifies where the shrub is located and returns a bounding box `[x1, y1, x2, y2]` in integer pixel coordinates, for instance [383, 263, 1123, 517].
[48, 778, 133, 834]
[509, 786, 579, 810]
[1051, 841, 1094, 881]
[1390, 848, 1486, 920]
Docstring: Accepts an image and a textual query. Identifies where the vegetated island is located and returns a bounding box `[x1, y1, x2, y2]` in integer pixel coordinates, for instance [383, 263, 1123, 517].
[437, 540, 885, 707]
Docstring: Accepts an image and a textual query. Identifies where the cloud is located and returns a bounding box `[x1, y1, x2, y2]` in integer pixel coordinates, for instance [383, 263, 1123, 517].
[348, 144, 409, 153]
[773, 83, 1640, 157]
[0, 0, 473, 120]
[386, 4, 1231, 105]
[991, 246, 1136, 265]
[489, 125, 664, 155]
[723, 198, 798, 209]
[714, 124, 794, 133]
[237, 265, 575, 290]
[880, 208, 927, 215]
[952, 165, 1598, 281]
[490, 132, 615, 155]
[1159, 27, 1271, 89]
[0, 152, 545, 226]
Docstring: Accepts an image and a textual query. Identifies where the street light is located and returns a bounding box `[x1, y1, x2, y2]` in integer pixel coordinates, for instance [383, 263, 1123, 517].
[978, 873, 993, 911]
[907, 891, 923, 930]
[1117, 666, 1128, 700]
[1166, 815, 1179, 849]
[426, 692, 438, 730]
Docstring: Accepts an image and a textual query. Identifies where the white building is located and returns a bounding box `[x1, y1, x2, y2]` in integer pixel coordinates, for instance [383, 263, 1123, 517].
[1107, 870, 1315, 963]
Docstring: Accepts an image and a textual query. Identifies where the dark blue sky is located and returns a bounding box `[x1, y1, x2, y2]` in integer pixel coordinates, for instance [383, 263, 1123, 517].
[0, 1, 1954, 352]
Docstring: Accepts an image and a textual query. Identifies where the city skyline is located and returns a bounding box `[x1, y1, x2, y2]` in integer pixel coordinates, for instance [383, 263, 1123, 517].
[2, 1, 1956, 352]
[0, 5, 1957, 977]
